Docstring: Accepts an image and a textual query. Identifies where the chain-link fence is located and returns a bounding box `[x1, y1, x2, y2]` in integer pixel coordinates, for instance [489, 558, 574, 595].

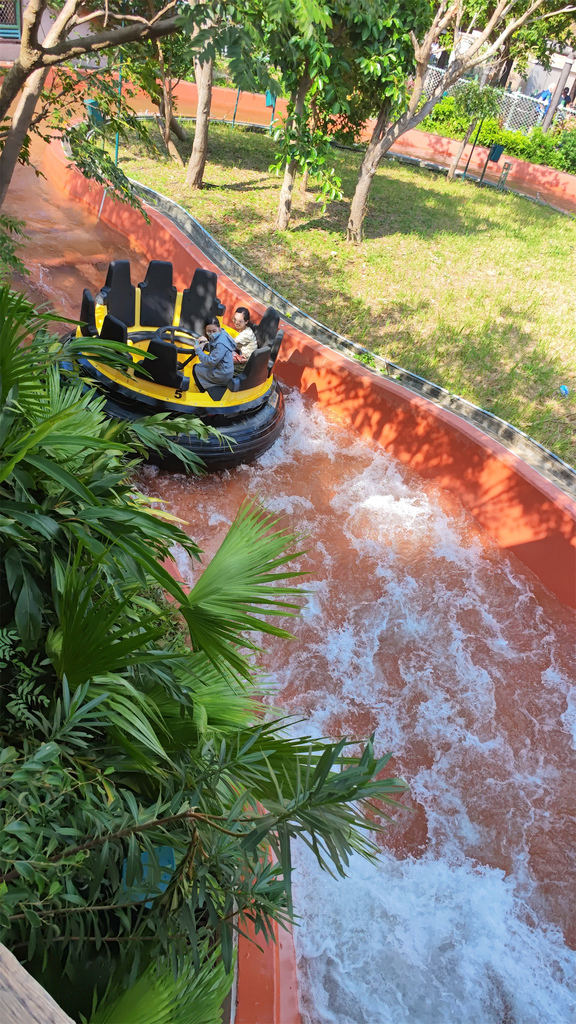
[423, 65, 576, 133]
[0, 0, 21, 38]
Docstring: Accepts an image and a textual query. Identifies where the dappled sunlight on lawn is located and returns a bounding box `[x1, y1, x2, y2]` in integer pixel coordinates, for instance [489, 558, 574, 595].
[122, 122, 576, 462]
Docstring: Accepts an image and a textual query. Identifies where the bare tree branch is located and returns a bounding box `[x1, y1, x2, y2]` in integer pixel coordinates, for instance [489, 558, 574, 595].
[20, 0, 48, 52]
[72, 10, 106, 27]
[531, 3, 576, 18]
[36, 14, 181, 67]
[437, 0, 463, 36]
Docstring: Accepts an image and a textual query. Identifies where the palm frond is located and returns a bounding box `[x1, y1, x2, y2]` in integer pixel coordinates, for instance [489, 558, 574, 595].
[125, 413, 230, 476]
[51, 567, 165, 689]
[0, 287, 70, 405]
[182, 501, 307, 678]
[88, 947, 232, 1024]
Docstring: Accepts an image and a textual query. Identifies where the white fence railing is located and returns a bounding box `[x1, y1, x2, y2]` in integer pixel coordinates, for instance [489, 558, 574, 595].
[423, 66, 576, 134]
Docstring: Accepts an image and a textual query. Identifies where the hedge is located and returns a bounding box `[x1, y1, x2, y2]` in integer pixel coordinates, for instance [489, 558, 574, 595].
[419, 96, 576, 175]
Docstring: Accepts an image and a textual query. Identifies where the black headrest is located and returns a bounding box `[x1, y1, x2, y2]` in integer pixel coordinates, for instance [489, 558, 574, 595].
[138, 261, 177, 327]
[255, 307, 280, 348]
[99, 313, 127, 346]
[79, 289, 97, 336]
[97, 260, 135, 328]
[237, 346, 271, 392]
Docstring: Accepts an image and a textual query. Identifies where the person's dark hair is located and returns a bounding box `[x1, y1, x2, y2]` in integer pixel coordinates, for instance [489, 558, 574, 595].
[235, 307, 251, 326]
[204, 316, 220, 329]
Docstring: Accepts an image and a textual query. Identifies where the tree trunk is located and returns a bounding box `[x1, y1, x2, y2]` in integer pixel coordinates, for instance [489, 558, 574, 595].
[155, 114, 184, 165]
[275, 74, 310, 231]
[166, 108, 188, 142]
[276, 157, 298, 230]
[185, 56, 213, 189]
[346, 141, 384, 244]
[447, 119, 477, 181]
[0, 62, 32, 125]
[346, 101, 392, 244]
[496, 56, 514, 88]
[300, 101, 317, 196]
[0, 67, 47, 207]
[161, 72, 172, 150]
[158, 97, 188, 142]
[156, 67, 184, 165]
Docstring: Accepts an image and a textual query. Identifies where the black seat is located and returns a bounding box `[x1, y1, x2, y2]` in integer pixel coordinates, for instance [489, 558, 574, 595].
[99, 313, 127, 346]
[254, 307, 280, 348]
[138, 261, 177, 327]
[134, 338, 190, 391]
[96, 260, 136, 327]
[268, 330, 284, 371]
[228, 346, 271, 393]
[205, 383, 229, 401]
[79, 289, 97, 336]
[179, 269, 219, 335]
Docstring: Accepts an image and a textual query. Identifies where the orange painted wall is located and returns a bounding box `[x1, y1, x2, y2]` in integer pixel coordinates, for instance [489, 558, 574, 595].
[169, 82, 576, 209]
[42, 137, 576, 615]
[41, 131, 576, 1022]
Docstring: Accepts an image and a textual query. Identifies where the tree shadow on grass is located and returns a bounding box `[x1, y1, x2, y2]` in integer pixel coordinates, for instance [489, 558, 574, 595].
[176, 122, 276, 176]
[202, 203, 576, 458]
[203, 177, 271, 192]
[296, 162, 560, 244]
[377, 304, 575, 461]
[297, 173, 501, 241]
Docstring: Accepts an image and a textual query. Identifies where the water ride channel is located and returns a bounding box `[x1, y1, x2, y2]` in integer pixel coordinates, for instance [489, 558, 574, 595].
[4, 135, 576, 1024]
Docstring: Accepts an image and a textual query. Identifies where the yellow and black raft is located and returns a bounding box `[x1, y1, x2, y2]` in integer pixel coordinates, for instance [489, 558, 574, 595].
[71, 259, 285, 470]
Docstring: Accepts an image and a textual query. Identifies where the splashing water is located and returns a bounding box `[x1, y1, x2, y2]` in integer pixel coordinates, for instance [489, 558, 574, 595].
[141, 393, 576, 1024]
[8, 165, 575, 1023]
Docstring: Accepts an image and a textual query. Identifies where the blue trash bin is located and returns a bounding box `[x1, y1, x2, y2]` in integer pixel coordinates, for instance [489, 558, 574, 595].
[84, 98, 104, 127]
[488, 143, 505, 163]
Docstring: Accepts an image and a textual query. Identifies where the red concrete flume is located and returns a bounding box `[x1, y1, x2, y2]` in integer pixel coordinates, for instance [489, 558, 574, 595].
[4, 135, 575, 1023]
[39, 135, 576, 609]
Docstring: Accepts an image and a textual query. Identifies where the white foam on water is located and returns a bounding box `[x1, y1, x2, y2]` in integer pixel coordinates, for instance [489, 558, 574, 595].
[169, 542, 195, 588]
[142, 391, 576, 1023]
[561, 687, 576, 751]
[237, 394, 576, 1024]
[292, 844, 576, 1024]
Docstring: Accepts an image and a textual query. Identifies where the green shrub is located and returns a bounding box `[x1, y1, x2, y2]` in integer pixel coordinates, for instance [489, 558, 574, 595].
[419, 95, 576, 174]
[0, 286, 409, 1022]
[555, 127, 576, 173]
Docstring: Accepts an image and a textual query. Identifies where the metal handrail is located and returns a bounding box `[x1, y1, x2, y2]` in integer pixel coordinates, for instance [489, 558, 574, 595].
[127, 176, 576, 498]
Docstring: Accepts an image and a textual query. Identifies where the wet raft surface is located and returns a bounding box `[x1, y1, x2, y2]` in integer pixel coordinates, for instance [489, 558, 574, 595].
[7, 163, 576, 1024]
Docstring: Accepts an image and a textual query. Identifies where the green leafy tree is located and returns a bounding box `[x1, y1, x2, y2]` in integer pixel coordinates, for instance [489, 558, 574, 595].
[345, 0, 576, 242]
[0, 286, 409, 1021]
[264, 0, 434, 230]
[445, 78, 501, 179]
[0, 0, 190, 208]
[0, 214, 27, 280]
[118, 26, 198, 164]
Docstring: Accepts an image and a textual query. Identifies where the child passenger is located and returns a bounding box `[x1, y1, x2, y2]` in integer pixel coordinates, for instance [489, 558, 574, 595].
[232, 307, 257, 364]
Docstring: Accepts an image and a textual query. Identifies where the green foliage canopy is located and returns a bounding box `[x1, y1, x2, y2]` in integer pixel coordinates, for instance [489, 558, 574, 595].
[0, 286, 409, 1021]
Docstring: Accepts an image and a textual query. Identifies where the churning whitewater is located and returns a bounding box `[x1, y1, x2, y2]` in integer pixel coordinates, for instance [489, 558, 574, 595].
[142, 392, 576, 1024]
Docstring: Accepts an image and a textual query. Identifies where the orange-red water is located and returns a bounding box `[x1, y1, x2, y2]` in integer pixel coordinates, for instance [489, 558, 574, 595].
[6, 163, 576, 1024]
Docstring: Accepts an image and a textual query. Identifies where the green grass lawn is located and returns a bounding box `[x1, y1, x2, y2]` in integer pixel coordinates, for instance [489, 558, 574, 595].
[119, 121, 576, 464]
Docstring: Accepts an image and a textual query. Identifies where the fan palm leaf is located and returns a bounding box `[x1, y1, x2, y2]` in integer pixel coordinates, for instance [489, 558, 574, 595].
[182, 502, 307, 678]
[88, 947, 232, 1024]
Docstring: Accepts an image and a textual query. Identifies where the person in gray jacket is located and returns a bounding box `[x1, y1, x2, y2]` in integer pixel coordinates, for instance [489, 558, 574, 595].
[192, 317, 236, 391]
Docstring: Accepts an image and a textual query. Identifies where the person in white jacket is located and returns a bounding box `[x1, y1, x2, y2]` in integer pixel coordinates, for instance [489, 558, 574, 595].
[232, 307, 257, 365]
